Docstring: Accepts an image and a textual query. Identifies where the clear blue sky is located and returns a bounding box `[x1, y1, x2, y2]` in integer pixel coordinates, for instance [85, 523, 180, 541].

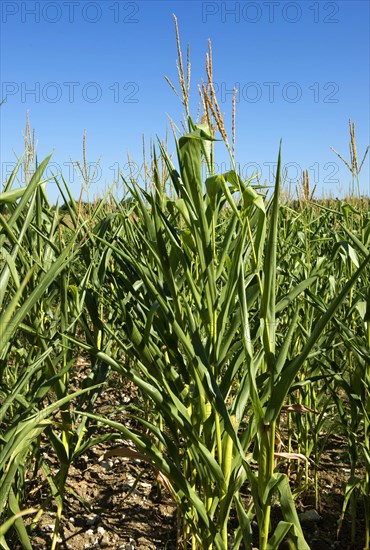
[1, 0, 369, 203]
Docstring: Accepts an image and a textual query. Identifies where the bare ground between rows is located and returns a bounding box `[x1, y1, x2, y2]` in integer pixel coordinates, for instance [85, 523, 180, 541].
[10, 359, 367, 550]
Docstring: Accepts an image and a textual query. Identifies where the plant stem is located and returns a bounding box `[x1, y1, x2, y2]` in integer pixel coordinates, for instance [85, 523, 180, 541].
[259, 421, 276, 550]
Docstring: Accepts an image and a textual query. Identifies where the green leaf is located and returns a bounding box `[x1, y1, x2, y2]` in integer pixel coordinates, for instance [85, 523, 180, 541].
[260, 142, 282, 371]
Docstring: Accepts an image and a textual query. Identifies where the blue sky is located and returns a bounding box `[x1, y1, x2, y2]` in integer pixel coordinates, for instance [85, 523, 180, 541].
[1, 0, 369, 204]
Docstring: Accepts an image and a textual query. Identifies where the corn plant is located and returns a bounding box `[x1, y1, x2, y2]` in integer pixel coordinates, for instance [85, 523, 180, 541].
[68, 110, 370, 549]
[0, 153, 111, 549]
[325, 219, 370, 549]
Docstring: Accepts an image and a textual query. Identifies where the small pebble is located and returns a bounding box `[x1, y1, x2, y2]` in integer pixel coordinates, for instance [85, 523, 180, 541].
[100, 460, 114, 470]
[86, 514, 100, 525]
[298, 508, 322, 523]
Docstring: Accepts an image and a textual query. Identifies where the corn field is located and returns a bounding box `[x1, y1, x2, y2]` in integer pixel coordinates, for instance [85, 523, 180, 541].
[1, 24, 370, 550]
